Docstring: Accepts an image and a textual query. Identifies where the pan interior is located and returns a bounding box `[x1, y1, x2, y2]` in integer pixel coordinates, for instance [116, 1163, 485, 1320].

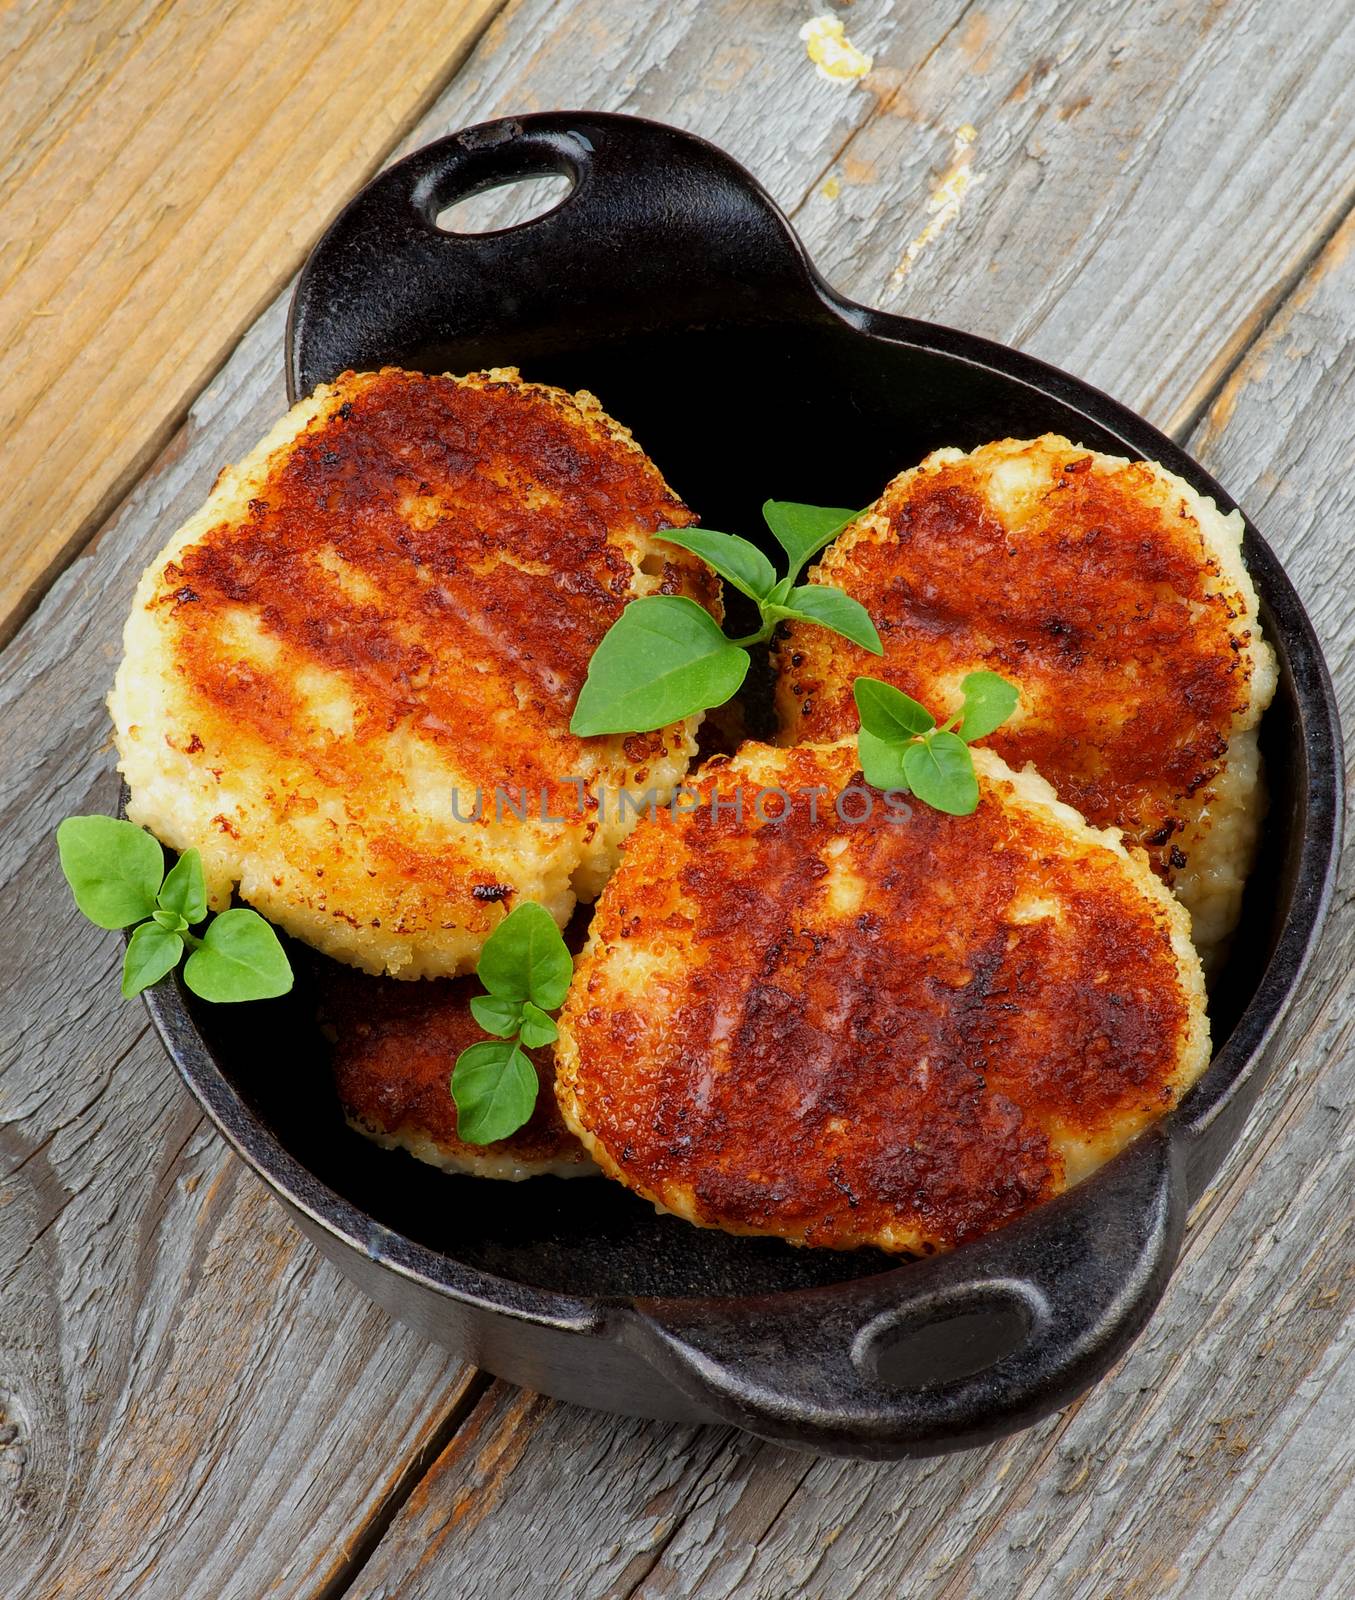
[187, 317, 1296, 1300]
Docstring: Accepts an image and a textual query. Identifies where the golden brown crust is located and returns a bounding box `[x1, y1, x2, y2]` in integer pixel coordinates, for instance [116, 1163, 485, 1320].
[555, 740, 1208, 1254]
[169, 368, 710, 795]
[319, 966, 592, 1178]
[772, 437, 1274, 888]
[111, 367, 717, 977]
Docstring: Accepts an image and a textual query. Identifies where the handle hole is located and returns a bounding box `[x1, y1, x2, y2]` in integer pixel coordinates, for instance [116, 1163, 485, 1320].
[858, 1289, 1033, 1390]
[436, 172, 574, 236]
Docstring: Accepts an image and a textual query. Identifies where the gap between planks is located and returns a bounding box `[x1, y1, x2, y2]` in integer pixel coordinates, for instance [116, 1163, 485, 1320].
[314, 1372, 495, 1600]
[1166, 182, 1355, 442]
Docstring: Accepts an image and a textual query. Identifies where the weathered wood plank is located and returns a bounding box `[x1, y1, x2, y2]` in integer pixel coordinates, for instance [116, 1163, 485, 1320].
[343, 213, 1355, 1600]
[792, 0, 1355, 434]
[0, 0, 507, 647]
[1, 1103, 488, 1600]
[2, 0, 1352, 1596]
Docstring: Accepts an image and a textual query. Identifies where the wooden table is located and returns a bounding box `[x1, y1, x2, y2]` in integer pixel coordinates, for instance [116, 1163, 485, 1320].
[3, 3, 1352, 1594]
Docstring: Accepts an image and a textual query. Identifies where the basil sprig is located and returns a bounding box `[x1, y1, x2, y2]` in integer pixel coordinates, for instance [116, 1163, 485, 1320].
[569, 501, 881, 737]
[57, 816, 292, 1001]
[853, 671, 1019, 815]
[452, 901, 573, 1145]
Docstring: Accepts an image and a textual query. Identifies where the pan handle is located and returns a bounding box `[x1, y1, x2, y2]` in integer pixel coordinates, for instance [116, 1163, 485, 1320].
[287, 111, 826, 399]
[624, 1128, 1187, 1458]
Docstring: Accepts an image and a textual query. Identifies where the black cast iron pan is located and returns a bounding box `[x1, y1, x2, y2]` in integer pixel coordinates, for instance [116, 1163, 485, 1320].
[140, 113, 1342, 1459]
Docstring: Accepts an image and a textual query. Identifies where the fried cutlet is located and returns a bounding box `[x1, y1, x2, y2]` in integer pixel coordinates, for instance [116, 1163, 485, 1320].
[319, 968, 593, 1179]
[555, 739, 1209, 1254]
[772, 436, 1276, 962]
[110, 367, 718, 978]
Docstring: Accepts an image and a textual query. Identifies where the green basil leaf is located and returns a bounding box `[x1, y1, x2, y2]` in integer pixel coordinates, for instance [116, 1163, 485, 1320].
[654, 525, 777, 601]
[477, 901, 573, 1009]
[958, 670, 1020, 742]
[182, 908, 293, 1002]
[121, 921, 183, 999]
[761, 501, 861, 577]
[452, 1040, 539, 1145]
[57, 815, 165, 929]
[772, 585, 883, 654]
[157, 847, 207, 925]
[518, 1001, 559, 1049]
[856, 728, 911, 793]
[469, 993, 523, 1038]
[152, 907, 188, 934]
[570, 596, 749, 736]
[853, 676, 935, 738]
[902, 731, 980, 816]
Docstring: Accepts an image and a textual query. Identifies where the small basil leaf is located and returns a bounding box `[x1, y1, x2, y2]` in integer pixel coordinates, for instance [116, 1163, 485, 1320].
[853, 676, 935, 738]
[477, 901, 573, 1010]
[518, 1001, 559, 1049]
[958, 671, 1020, 742]
[452, 1040, 538, 1145]
[182, 908, 293, 1002]
[469, 993, 524, 1038]
[761, 501, 860, 577]
[902, 731, 980, 816]
[152, 907, 189, 934]
[57, 815, 165, 929]
[856, 728, 911, 793]
[157, 847, 208, 925]
[654, 525, 778, 601]
[772, 586, 883, 654]
[570, 596, 749, 736]
[122, 922, 184, 999]
[765, 574, 795, 608]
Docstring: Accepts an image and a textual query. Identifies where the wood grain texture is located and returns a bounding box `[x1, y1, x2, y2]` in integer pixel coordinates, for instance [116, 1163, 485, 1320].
[0, 0, 507, 648]
[794, 0, 1355, 435]
[1, 0, 1352, 1595]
